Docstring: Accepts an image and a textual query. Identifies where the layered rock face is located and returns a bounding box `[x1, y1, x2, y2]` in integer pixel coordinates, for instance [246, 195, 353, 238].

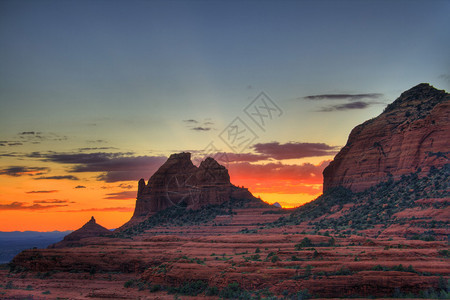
[323, 83, 449, 192]
[50, 216, 110, 248]
[127, 152, 254, 225]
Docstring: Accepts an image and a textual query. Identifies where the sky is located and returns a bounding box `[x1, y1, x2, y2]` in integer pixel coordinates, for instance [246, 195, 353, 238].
[1, 0, 449, 231]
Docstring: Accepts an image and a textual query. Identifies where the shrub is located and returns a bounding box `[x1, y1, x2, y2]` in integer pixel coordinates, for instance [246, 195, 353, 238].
[206, 286, 219, 296]
[295, 238, 313, 250]
[149, 284, 161, 292]
[124, 280, 134, 288]
[271, 255, 280, 263]
[220, 282, 242, 298]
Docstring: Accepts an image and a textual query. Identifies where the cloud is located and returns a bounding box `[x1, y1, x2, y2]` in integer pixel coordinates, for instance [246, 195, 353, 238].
[60, 207, 133, 212]
[318, 101, 379, 112]
[25, 190, 59, 194]
[0, 201, 68, 211]
[0, 166, 50, 177]
[252, 142, 339, 160]
[16, 131, 67, 144]
[104, 191, 136, 200]
[183, 119, 198, 124]
[183, 119, 214, 132]
[303, 93, 383, 100]
[32, 152, 167, 182]
[34, 175, 79, 180]
[118, 184, 134, 189]
[74, 185, 86, 189]
[192, 127, 211, 131]
[33, 199, 69, 204]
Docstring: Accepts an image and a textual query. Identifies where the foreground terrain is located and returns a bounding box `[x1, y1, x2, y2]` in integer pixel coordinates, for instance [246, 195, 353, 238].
[2, 201, 449, 299]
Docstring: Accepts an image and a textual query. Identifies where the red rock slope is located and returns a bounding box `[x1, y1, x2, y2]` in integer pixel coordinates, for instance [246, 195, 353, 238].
[323, 83, 449, 192]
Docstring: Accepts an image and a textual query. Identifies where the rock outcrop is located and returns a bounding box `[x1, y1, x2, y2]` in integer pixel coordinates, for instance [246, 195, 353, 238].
[323, 83, 449, 192]
[49, 216, 110, 248]
[124, 153, 255, 226]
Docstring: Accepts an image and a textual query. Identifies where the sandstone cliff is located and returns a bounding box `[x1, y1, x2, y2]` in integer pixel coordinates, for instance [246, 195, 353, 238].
[124, 153, 255, 227]
[323, 83, 449, 192]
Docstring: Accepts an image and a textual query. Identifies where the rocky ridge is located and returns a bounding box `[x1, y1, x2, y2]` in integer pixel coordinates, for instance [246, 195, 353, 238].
[123, 152, 255, 228]
[323, 83, 449, 192]
[49, 216, 111, 248]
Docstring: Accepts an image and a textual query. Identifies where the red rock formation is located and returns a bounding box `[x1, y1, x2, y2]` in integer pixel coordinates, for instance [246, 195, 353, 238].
[124, 153, 255, 227]
[49, 216, 110, 248]
[323, 83, 450, 192]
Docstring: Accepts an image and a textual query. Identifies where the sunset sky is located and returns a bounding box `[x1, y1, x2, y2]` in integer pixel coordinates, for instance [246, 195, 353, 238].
[1, 0, 449, 231]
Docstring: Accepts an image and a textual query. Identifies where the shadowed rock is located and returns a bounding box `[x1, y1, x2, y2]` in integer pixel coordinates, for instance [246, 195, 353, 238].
[49, 216, 110, 248]
[123, 153, 255, 227]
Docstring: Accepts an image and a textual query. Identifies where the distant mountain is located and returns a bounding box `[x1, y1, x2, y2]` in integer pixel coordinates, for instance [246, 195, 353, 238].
[323, 83, 449, 192]
[0, 231, 71, 264]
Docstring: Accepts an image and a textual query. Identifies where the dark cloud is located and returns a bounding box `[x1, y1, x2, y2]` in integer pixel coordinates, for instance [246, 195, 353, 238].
[319, 101, 376, 112]
[0, 166, 50, 177]
[0, 201, 68, 211]
[34, 175, 79, 180]
[183, 119, 214, 132]
[74, 185, 86, 189]
[59, 207, 133, 213]
[104, 191, 136, 200]
[25, 190, 59, 194]
[252, 142, 339, 160]
[32, 152, 167, 182]
[304, 93, 383, 100]
[19, 131, 39, 135]
[192, 127, 212, 131]
[118, 184, 134, 189]
[7, 142, 23, 146]
[33, 199, 69, 204]
[183, 119, 198, 124]
[0, 152, 20, 157]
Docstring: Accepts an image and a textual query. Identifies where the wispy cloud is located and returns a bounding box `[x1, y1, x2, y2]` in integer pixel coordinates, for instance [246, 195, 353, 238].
[0, 166, 50, 177]
[59, 207, 133, 212]
[31, 151, 167, 182]
[183, 119, 198, 124]
[303, 93, 383, 100]
[252, 142, 339, 160]
[0, 201, 68, 211]
[25, 190, 59, 194]
[34, 175, 79, 180]
[104, 191, 136, 200]
[302, 92, 385, 112]
[318, 101, 374, 112]
[183, 119, 214, 132]
[33, 199, 70, 204]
